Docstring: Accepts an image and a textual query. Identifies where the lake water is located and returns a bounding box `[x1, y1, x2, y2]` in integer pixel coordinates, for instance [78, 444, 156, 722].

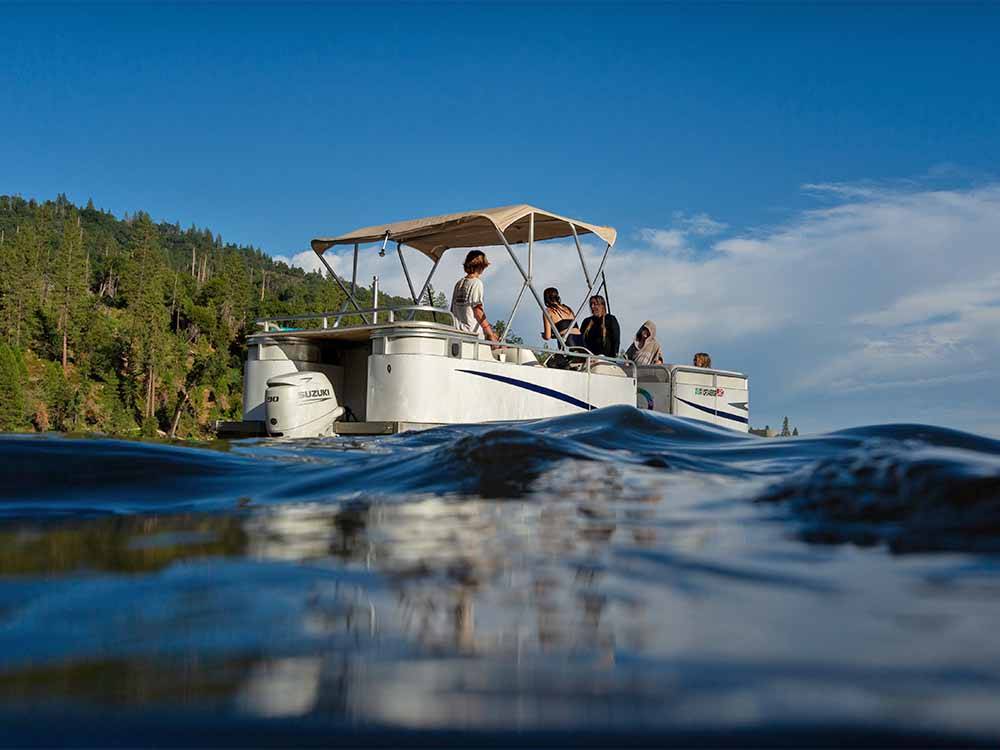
[2, 407, 999, 746]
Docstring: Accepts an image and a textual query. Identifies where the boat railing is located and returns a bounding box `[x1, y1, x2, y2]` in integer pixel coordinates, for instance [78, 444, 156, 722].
[255, 305, 635, 378]
[256, 305, 457, 332]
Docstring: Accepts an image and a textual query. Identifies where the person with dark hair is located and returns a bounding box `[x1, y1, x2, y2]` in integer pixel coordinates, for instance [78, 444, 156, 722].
[693, 352, 712, 368]
[450, 250, 497, 341]
[626, 321, 664, 365]
[541, 287, 582, 348]
[580, 295, 620, 357]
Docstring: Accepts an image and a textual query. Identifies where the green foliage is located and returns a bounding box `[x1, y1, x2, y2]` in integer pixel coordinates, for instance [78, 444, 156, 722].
[492, 319, 524, 345]
[40, 361, 81, 432]
[52, 213, 90, 369]
[0, 344, 28, 431]
[0, 193, 417, 438]
[0, 223, 42, 347]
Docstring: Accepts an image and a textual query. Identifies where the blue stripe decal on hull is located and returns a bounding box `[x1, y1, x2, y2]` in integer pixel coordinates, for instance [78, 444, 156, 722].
[675, 396, 749, 424]
[457, 369, 596, 411]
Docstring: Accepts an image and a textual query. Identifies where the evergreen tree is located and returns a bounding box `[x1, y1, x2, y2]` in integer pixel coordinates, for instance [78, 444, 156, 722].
[0, 224, 42, 346]
[121, 214, 170, 425]
[52, 214, 90, 371]
[792, 427, 799, 436]
[0, 344, 28, 431]
[781, 416, 791, 437]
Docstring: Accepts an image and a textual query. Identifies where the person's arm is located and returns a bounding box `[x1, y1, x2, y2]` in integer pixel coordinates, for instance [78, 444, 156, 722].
[473, 304, 497, 342]
[608, 316, 621, 356]
[542, 311, 552, 340]
[467, 278, 497, 342]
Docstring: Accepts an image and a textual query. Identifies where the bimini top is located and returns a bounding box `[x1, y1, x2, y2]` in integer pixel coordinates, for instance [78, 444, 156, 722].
[311, 204, 617, 261]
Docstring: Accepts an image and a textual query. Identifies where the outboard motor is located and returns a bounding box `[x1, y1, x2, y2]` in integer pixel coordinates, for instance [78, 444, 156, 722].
[264, 371, 343, 438]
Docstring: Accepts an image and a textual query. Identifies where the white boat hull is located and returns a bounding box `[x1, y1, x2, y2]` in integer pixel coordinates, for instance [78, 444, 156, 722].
[232, 318, 749, 437]
[366, 352, 636, 424]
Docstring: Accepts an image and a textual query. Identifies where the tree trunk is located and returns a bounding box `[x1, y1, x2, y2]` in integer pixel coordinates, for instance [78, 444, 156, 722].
[146, 366, 155, 420]
[171, 272, 179, 333]
[62, 331, 68, 372]
[169, 387, 190, 438]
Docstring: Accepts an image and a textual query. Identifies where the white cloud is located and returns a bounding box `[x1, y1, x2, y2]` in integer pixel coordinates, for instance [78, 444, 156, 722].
[638, 228, 687, 253]
[637, 211, 727, 258]
[677, 211, 728, 236]
[271, 249, 329, 276]
[853, 272, 1000, 327]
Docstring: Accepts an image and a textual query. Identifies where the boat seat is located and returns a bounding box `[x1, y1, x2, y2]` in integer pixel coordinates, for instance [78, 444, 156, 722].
[589, 361, 629, 377]
[509, 347, 538, 365]
[476, 344, 538, 365]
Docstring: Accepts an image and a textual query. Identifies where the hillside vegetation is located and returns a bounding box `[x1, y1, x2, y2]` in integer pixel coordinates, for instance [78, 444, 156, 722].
[0, 194, 425, 438]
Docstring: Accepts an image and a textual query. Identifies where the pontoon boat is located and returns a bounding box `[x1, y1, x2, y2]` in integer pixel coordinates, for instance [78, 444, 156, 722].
[219, 205, 749, 438]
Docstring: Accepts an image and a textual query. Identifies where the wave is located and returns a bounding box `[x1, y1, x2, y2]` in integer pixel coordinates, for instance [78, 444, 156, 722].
[3, 411, 1000, 554]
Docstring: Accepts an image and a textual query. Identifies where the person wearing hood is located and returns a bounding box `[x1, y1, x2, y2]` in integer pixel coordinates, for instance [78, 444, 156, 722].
[626, 320, 664, 365]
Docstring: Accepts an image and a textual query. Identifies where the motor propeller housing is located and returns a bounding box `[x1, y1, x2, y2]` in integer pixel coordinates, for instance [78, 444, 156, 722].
[264, 371, 344, 438]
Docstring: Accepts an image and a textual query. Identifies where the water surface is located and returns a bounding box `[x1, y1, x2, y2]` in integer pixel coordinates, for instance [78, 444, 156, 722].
[2, 407, 999, 746]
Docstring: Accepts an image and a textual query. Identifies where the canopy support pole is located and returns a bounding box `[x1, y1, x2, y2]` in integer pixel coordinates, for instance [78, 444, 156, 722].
[503, 284, 528, 344]
[396, 242, 419, 303]
[315, 250, 370, 324]
[331, 298, 348, 328]
[351, 243, 359, 294]
[573, 242, 613, 323]
[493, 225, 568, 350]
[409, 254, 442, 321]
[528, 212, 534, 279]
[570, 221, 615, 318]
[570, 223, 593, 289]
[502, 212, 533, 344]
[334, 242, 359, 328]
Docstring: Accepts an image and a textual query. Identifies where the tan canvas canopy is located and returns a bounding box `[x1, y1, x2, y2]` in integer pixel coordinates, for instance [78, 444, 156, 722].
[311, 204, 617, 261]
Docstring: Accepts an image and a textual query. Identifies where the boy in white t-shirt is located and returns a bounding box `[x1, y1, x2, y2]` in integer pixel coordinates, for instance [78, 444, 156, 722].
[450, 250, 499, 342]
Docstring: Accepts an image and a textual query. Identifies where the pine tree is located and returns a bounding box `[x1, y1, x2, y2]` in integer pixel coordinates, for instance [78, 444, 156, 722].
[0, 224, 42, 346]
[121, 214, 170, 425]
[792, 427, 799, 436]
[52, 214, 90, 372]
[781, 416, 791, 437]
[0, 343, 27, 431]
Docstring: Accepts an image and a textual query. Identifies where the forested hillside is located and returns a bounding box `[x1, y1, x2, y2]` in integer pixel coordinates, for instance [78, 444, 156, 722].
[0, 194, 421, 438]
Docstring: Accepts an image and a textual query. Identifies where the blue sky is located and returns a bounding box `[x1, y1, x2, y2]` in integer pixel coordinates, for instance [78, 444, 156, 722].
[3, 3, 1000, 435]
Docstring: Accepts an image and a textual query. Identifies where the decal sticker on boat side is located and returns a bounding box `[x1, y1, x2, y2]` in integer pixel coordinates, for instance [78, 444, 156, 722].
[674, 396, 749, 424]
[457, 370, 596, 411]
[695, 387, 725, 397]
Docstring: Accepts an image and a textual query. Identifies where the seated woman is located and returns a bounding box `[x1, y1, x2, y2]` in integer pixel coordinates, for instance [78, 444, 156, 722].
[580, 295, 620, 358]
[541, 287, 582, 349]
[626, 320, 664, 365]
